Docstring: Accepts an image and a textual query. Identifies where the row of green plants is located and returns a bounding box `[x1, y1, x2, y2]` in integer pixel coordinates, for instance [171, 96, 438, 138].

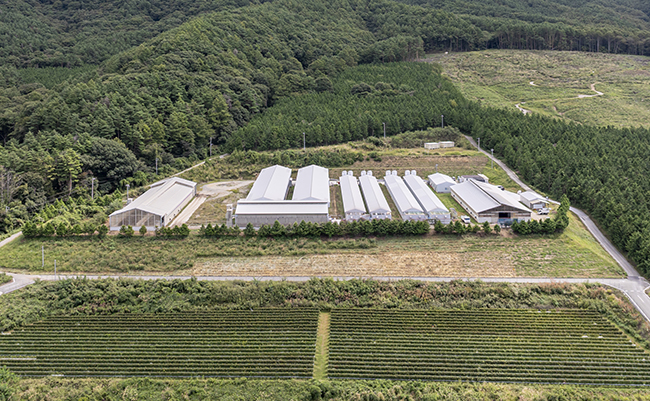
[201, 219, 431, 239]
[22, 220, 109, 238]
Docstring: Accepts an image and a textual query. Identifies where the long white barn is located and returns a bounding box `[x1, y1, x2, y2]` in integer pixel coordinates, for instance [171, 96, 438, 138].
[293, 165, 330, 204]
[109, 177, 196, 230]
[339, 174, 366, 220]
[247, 165, 291, 201]
[358, 175, 391, 220]
[404, 174, 450, 224]
[384, 174, 426, 221]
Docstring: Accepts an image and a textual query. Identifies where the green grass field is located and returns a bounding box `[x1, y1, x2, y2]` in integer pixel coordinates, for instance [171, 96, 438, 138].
[427, 50, 650, 128]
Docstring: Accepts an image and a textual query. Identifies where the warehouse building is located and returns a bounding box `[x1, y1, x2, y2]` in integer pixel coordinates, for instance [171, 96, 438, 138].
[234, 200, 329, 227]
[109, 177, 197, 230]
[234, 164, 330, 227]
[246, 165, 291, 201]
[384, 172, 426, 221]
[451, 179, 531, 224]
[339, 172, 366, 220]
[519, 190, 548, 211]
[359, 173, 391, 220]
[428, 173, 456, 193]
[404, 174, 451, 224]
[293, 165, 330, 205]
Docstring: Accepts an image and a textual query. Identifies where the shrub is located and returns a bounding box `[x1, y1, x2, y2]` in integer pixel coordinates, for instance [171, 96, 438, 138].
[139, 225, 147, 236]
[119, 225, 135, 237]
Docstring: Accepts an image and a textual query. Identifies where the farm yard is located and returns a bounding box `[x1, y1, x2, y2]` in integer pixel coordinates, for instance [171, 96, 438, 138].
[328, 309, 650, 385]
[0, 309, 318, 378]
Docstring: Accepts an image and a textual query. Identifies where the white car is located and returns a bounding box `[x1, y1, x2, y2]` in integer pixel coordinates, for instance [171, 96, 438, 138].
[460, 216, 471, 224]
[538, 208, 550, 215]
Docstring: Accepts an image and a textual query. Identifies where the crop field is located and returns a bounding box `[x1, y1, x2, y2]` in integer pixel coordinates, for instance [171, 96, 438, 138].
[427, 50, 650, 128]
[328, 309, 650, 385]
[0, 309, 318, 378]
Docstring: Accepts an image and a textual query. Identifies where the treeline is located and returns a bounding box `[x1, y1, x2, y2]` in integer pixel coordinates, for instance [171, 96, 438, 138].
[399, 0, 650, 55]
[201, 219, 431, 239]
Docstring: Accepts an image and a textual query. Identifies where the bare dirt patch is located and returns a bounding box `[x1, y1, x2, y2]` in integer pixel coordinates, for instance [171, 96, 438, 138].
[193, 250, 515, 277]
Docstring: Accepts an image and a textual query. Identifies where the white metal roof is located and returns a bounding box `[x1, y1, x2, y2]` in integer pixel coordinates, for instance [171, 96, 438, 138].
[235, 200, 329, 215]
[339, 175, 366, 214]
[452, 180, 531, 213]
[384, 175, 424, 214]
[358, 175, 391, 214]
[428, 173, 456, 186]
[247, 165, 291, 201]
[292, 165, 330, 202]
[520, 191, 546, 202]
[404, 175, 448, 213]
[109, 177, 196, 218]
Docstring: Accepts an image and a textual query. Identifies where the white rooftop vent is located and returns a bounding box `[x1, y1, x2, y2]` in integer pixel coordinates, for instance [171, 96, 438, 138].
[411, 170, 417, 176]
[405, 170, 411, 176]
[392, 170, 397, 176]
[367, 171, 373, 176]
[361, 171, 367, 176]
[342, 171, 347, 176]
[386, 170, 390, 177]
[348, 171, 353, 176]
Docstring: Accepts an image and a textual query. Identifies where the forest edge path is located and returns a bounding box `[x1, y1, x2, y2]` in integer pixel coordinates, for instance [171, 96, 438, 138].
[516, 83, 603, 114]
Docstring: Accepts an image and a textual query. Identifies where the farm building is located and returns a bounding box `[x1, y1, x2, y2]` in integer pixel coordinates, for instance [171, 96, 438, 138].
[292, 165, 330, 205]
[424, 142, 440, 149]
[459, 174, 489, 183]
[246, 165, 291, 201]
[384, 172, 426, 221]
[234, 164, 330, 227]
[404, 174, 450, 224]
[428, 173, 456, 193]
[519, 191, 548, 210]
[359, 174, 391, 220]
[234, 200, 329, 227]
[339, 173, 366, 220]
[451, 179, 531, 224]
[108, 177, 196, 231]
[439, 141, 455, 148]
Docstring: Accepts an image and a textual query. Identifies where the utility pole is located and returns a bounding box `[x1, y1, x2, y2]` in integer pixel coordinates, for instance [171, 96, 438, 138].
[435, 164, 438, 173]
[491, 149, 494, 169]
[54, 259, 57, 280]
[155, 158, 158, 175]
[477, 137, 480, 150]
[42, 245, 44, 268]
[303, 132, 306, 151]
[91, 177, 95, 200]
[209, 137, 213, 157]
[126, 184, 130, 200]
[383, 122, 386, 139]
[441, 115, 444, 128]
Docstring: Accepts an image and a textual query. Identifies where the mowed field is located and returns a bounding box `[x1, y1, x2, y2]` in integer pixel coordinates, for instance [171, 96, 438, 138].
[427, 50, 650, 128]
[2, 308, 649, 385]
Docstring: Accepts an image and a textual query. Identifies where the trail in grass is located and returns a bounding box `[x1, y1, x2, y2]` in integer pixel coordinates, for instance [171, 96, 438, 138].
[313, 311, 330, 379]
[516, 83, 604, 115]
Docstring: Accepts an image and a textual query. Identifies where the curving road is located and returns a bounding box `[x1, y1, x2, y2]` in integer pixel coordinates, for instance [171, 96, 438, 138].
[465, 134, 650, 320]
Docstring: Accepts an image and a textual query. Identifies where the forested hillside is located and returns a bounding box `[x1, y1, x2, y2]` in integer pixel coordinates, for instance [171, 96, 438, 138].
[399, 0, 650, 54]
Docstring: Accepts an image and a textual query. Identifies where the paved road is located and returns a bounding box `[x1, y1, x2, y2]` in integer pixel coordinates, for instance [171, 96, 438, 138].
[465, 134, 650, 320]
[2, 141, 650, 321]
[0, 231, 22, 249]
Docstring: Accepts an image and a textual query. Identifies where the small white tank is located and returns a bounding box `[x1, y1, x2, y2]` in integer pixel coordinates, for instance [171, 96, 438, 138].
[411, 170, 417, 176]
[392, 170, 397, 176]
[361, 171, 366, 176]
[348, 171, 353, 176]
[405, 170, 411, 176]
[368, 171, 373, 176]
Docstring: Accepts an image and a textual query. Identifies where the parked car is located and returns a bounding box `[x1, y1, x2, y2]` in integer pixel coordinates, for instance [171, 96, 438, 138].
[460, 215, 471, 224]
[538, 208, 550, 215]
